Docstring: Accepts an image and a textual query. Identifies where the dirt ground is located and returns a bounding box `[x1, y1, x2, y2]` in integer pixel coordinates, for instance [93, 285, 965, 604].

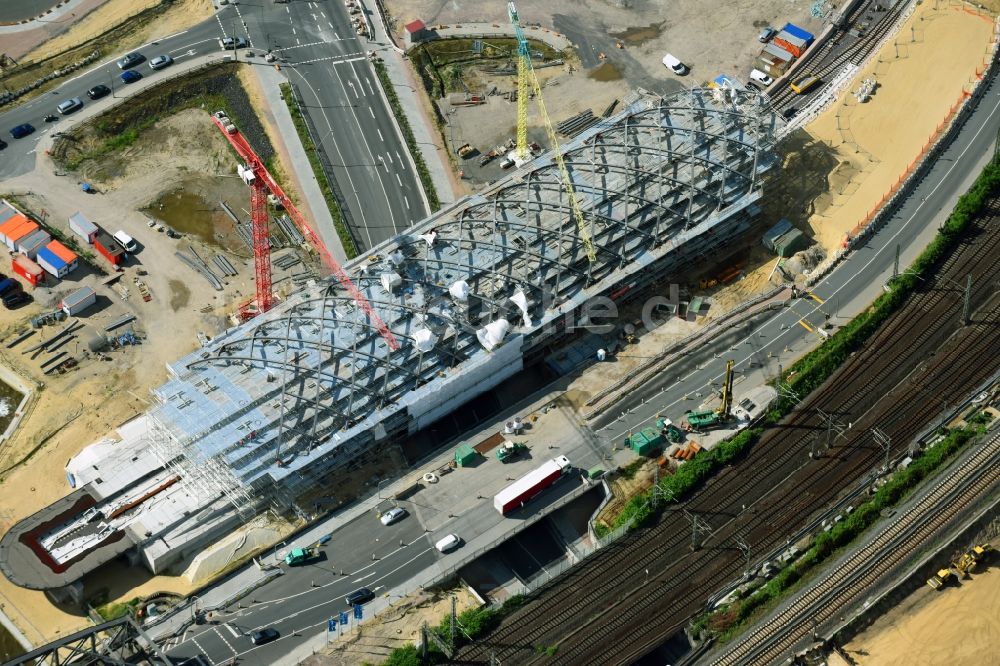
[386, 0, 824, 92]
[840, 537, 1000, 665]
[301, 585, 480, 665]
[0, 94, 310, 642]
[794, 1, 995, 254]
[23, 0, 214, 63]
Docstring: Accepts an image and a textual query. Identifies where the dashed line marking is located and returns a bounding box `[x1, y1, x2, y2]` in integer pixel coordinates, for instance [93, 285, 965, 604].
[797, 319, 814, 333]
[225, 623, 239, 638]
[396, 173, 402, 186]
[368, 106, 375, 118]
[291, 26, 297, 35]
[377, 128, 384, 141]
[190, 635, 214, 665]
[384, 152, 393, 163]
[289, 53, 366, 66]
[404, 196, 410, 210]
[396, 151, 404, 169]
[213, 626, 238, 656]
[328, 21, 334, 28]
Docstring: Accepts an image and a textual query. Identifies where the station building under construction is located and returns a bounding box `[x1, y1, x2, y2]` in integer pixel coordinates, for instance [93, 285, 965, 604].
[0, 87, 780, 593]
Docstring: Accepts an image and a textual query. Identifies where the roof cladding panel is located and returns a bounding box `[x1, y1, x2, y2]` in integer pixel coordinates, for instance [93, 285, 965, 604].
[150, 87, 780, 491]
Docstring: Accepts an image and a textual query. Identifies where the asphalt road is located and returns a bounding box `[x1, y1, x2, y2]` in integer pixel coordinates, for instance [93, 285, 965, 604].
[164, 509, 438, 665]
[592, 71, 1000, 448]
[247, 0, 426, 250]
[0, 1, 423, 251]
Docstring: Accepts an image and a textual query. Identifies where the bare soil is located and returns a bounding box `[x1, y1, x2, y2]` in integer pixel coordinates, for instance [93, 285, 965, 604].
[302, 585, 480, 666]
[841, 538, 1000, 665]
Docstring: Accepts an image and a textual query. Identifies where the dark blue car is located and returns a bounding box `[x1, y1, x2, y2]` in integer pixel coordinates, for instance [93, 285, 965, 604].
[9, 123, 34, 139]
[121, 70, 142, 84]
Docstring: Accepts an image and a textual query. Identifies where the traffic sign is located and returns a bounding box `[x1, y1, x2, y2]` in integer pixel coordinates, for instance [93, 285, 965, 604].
[353, 604, 363, 620]
[339, 611, 349, 625]
[328, 617, 337, 632]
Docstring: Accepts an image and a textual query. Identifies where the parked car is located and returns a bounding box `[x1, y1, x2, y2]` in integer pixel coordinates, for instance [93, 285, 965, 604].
[121, 70, 143, 84]
[249, 627, 279, 646]
[661, 53, 688, 76]
[758, 27, 777, 43]
[345, 588, 375, 606]
[149, 55, 173, 70]
[435, 534, 461, 553]
[219, 36, 249, 50]
[749, 69, 774, 87]
[3, 292, 31, 310]
[9, 123, 34, 139]
[0, 138, 7, 150]
[116, 52, 145, 69]
[57, 97, 83, 115]
[87, 84, 111, 100]
[379, 507, 407, 526]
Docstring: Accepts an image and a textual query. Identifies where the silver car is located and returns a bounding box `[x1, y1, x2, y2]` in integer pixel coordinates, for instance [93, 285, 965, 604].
[379, 507, 407, 525]
[149, 55, 173, 70]
[57, 97, 83, 115]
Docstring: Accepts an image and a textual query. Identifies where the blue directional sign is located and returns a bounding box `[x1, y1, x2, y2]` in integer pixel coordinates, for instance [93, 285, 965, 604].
[339, 611, 349, 626]
[353, 604, 363, 620]
[328, 617, 337, 632]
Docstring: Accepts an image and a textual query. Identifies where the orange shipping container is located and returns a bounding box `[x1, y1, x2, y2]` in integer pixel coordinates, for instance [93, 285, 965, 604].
[46, 239, 78, 264]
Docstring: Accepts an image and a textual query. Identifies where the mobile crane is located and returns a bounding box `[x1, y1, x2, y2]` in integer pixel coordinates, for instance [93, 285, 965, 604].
[685, 359, 735, 430]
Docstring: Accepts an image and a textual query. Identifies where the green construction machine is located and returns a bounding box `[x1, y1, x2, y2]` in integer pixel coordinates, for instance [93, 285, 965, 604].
[496, 441, 529, 463]
[656, 417, 685, 444]
[685, 360, 735, 431]
[284, 547, 317, 566]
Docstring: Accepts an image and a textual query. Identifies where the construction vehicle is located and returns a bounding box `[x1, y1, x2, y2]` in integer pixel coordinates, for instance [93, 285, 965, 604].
[208, 112, 398, 351]
[508, 2, 595, 262]
[456, 143, 476, 158]
[926, 568, 954, 590]
[685, 360, 736, 430]
[284, 547, 317, 566]
[656, 417, 685, 444]
[954, 544, 992, 577]
[496, 441, 529, 463]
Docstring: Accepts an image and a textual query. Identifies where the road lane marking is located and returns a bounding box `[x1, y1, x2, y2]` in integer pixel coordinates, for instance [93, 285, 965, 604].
[352, 571, 377, 583]
[190, 635, 214, 665]
[404, 196, 410, 210]
[213, 626, 238, 656]
[797, 319, 814, 333]
[396, 151, 404, 169]
[396, 173, 402, 186]
[366, 77, 375, 95]
[297, 38, 301, 45]
[225, 623, 240, 638]
[377, 128, 384, 141]
[808, 292, 825, 304]
[292, 26, 297, 35]
[384, 152, 393, 163]
[369, 106, 375, 118]
[335, 31, 341, 39]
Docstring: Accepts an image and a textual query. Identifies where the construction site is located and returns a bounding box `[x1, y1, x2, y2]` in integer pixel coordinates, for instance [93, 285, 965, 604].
[0, 0, 998, 663]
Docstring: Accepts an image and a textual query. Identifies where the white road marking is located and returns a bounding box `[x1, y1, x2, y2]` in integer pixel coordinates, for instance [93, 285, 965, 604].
[335, 32, 340, 39]
[384, 152, 393, 163]
[225, 623, 240, 638]
[348, 81, 358, 99]
[404, 196, 410, 210]
[352, 571, 377, 583]
[297, 38, 301, 45]
[369, 106, 375, 118]
[382, 160, 389, 174]
[190, 635, 214, 665]
[396, 173, 402, 186]
[212, 626, 238, 656]
[172, 38, 215, 52]
[366, 77, 374, 95]
[291, 53, 366, 66]
[377, 128, 384, 141]
[328, 21, 334, 29]
[286, 5, 290, 12]
[396, 151, 404, 169]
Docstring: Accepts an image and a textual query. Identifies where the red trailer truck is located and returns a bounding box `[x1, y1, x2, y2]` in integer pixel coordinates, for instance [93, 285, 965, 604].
[494, 456, 572, 515]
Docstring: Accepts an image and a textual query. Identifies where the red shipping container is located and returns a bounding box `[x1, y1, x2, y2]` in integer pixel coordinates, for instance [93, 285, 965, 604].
[774, 33, 807, 58]
[94, 232, 124, 266]
[12, 254, 43, 287]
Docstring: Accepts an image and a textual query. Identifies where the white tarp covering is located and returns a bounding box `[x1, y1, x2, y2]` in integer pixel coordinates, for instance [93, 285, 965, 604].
[389, 250, 405, 266]
[381, 271, 402, 292]
[419, 231, 438, 247]
[509, 289, 532, 327]
[449, 279, 470, 301]
[413, 328, 436, 352]
[476, 319, 509, 351]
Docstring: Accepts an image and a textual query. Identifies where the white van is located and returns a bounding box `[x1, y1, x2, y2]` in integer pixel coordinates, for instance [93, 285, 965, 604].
[113, 230, 137, 253]
[749, 69, 774, 87]
[662, 53, 688, 76]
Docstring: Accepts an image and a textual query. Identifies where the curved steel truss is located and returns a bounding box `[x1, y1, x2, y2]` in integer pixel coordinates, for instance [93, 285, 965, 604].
[148, 87, 780, 505]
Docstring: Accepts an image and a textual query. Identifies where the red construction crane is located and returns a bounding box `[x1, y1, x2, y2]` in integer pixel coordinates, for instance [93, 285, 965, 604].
[210, 112, 400, 351]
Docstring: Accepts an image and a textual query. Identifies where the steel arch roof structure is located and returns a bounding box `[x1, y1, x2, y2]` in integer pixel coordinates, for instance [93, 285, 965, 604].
[146, 87, 780, 508]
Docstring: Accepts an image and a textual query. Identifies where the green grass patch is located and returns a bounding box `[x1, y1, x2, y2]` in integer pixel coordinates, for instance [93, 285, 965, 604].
[95, 596, 141, 622]
[372, 60, 441, 212]
[279, 82, 358, 259]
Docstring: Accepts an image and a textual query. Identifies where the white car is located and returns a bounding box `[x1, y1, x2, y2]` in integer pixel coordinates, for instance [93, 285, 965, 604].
[149, 55, 173, 70]
[435, 534, 461, 553]
[379, 507, 407, 525]
[749, 69, 774, 87]
[662, 53, 688, 76]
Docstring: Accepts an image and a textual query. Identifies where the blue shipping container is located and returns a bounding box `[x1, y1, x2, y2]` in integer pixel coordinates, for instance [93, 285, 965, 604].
[782, 23, 815, 45]
[36, 247, 68, 278]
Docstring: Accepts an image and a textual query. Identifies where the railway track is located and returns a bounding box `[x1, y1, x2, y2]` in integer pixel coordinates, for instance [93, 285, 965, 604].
[714, 429, 1000, 665]
[769, 0, 910, 110]
[456, 194, 1000, 664]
